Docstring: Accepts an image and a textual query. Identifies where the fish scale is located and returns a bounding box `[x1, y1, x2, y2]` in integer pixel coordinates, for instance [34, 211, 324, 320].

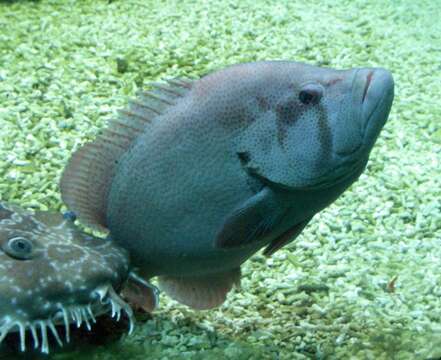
[61, 61, 394, 310]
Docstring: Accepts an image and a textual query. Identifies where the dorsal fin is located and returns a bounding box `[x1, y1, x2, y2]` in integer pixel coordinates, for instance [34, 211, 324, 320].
[60, 80, 193, 231]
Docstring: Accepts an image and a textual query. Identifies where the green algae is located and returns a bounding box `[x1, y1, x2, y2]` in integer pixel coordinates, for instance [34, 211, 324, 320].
[0, 0, 440, 359]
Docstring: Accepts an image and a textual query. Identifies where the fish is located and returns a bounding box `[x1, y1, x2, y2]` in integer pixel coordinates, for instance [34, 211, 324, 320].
[60, 61, 394, 310]
[0, 202, 134, 354]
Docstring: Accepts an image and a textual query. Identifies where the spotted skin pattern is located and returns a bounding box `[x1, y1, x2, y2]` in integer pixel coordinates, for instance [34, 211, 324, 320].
[0, 203, 133, 354]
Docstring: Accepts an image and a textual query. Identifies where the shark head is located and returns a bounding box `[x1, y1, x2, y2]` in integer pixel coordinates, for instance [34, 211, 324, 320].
[0, 202, 133, 354]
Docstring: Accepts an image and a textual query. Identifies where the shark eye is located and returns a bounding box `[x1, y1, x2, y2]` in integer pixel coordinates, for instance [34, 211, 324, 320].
[3, 237, 33, 260]
[299, 84, 323, 105]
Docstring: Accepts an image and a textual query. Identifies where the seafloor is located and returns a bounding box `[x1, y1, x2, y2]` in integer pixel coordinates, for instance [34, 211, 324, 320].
[0, 0, 440, 359]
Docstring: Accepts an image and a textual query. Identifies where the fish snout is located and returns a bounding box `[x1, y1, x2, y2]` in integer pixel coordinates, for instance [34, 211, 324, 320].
[357, 67, 394, 141]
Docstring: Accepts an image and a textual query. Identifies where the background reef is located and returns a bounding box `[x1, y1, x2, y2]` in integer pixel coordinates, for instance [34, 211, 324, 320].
[0, 0, 440, 359]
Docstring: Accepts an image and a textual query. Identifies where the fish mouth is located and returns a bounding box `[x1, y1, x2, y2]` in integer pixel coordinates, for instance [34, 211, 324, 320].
[0, 284, 134, 354]
[359, 68, 394, 141]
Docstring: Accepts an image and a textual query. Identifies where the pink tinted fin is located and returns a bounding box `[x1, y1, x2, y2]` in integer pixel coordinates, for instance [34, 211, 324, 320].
[60, 80, 193, 231]
[263, 216, 312, 256]
[158, 268, 241, 310]
[121, 272, 160, 313]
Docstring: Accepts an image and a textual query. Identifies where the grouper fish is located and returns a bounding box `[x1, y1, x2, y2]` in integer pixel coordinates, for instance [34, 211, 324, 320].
[61, 61, 394, 310]
[0, 202, 135, 354]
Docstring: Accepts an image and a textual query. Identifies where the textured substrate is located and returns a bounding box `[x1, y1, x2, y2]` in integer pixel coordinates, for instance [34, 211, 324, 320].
[0, 0, 440, 359]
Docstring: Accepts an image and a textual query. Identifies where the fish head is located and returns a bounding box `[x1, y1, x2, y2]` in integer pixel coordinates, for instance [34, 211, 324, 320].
[0, 202, 133, 353]
[235, 61, 394, 190]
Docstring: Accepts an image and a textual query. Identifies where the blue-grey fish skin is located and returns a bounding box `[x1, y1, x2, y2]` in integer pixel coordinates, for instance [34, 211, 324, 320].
[106, 61, 394, 277]
[0, 203, 133, 353]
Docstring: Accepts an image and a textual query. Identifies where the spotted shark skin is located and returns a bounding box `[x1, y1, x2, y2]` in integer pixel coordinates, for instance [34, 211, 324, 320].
[0, 202, 134, 354]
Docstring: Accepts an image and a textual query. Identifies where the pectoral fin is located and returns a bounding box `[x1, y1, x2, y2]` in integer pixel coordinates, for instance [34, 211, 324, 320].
[121, 272, 160, 313]
[215, 187, 287, 249]
[263, 216, 312, 256]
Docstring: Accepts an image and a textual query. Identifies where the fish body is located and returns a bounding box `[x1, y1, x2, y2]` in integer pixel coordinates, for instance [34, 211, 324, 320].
[61, 61, 394, 309]
[0, 202, 133, 353]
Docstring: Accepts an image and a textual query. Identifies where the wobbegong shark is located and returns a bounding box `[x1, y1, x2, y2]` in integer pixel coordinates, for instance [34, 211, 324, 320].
[61, 61, 394, 310]
[0, 203, 136, 354]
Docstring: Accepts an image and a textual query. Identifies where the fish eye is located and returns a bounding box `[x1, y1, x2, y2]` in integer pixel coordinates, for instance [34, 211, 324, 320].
[63, 210, 77, 222]
[298, 84, 323, 105]
[3, 237, 33, 260]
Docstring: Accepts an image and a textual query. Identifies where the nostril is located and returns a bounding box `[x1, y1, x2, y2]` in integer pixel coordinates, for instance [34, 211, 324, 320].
[362, 71, 374, 103]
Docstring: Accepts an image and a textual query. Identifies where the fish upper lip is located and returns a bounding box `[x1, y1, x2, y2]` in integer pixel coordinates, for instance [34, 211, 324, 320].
[360, 68, 394, 135]
[361, 70, 374, 104]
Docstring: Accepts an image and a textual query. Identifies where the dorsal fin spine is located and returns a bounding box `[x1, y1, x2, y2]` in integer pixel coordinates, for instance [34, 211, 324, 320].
[100, 140, 126, 151]
[130, 100, 162, 115]
[141, 92, 176, 105]
[151, 83, 183, 96]
[112, 120, 145, 133]
[167, 79, 192, 88]
[102, 130, 133, 143]
[118, 109, 153, 124]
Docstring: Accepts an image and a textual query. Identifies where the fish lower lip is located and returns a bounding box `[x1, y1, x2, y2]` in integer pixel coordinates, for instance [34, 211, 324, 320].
[296, 156, 367, 191]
